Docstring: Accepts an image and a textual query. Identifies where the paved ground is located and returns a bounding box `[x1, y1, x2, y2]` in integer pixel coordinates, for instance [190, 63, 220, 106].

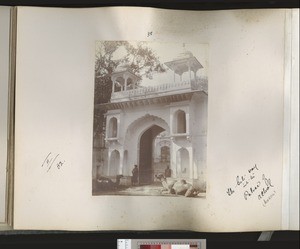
[93, 181, 206, 198]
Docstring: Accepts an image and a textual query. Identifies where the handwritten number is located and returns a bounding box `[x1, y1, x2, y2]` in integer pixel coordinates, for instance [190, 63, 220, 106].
[57, 161, 65, 169]
[41, 152, 65, 172]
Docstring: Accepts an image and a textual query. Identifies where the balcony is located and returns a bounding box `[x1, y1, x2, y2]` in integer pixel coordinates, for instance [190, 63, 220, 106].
[110, 78, 208, 103]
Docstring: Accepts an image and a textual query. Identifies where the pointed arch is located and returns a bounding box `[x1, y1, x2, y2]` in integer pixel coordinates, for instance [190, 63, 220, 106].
[124, 114, 170, 147]
[123, 150, 128, 172]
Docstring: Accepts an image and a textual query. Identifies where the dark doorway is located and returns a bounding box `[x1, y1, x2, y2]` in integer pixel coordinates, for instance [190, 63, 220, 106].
[139, 125, 164, 185]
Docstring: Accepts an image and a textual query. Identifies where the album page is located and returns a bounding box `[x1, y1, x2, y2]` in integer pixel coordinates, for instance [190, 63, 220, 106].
[13, 7, 292, 231]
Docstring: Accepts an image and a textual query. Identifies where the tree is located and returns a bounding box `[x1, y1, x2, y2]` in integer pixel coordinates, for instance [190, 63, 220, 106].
[93, 41, 166, 142]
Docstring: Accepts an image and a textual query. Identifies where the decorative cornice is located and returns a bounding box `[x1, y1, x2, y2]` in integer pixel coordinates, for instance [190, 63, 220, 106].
[96, 91, 202, 111]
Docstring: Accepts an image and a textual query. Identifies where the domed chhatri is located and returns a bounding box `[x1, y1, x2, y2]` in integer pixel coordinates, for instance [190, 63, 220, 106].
[165, 50, 203, 83]
[111, 62, 141, 93]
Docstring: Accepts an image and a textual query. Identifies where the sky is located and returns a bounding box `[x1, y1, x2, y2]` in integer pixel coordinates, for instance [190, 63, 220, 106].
[110, 41, 209, 87]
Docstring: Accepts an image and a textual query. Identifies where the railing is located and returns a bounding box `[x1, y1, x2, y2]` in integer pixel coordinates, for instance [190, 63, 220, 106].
[111, 77, 208, 102]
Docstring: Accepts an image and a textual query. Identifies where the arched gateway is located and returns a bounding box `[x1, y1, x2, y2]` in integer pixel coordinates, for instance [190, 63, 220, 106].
[94, 51, 208, 190]
[123, 114, 170, 184]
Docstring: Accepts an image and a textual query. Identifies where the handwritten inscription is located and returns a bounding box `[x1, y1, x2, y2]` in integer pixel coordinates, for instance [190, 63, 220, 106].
[41, 152, 65, 172]
[226, 164, 276, 207]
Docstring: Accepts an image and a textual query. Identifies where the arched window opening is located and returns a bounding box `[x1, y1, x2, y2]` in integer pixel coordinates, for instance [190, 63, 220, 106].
[108, 117, 118, 138]
[176, 148, 189, 177]
[109, 150, 120, 176]
[126, 77, 134, 90]
[115, 77, 124, 92]
[173, 110, 186, 134]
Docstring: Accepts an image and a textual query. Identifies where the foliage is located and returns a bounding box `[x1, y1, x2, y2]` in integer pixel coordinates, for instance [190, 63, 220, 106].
[93, 41, 166, 139]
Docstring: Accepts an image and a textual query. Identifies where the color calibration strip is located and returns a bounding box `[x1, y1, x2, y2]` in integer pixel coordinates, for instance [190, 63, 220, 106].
[117, 239, 203, 249]
[139, 245, 197, 249]
[138, 241, 199, 249]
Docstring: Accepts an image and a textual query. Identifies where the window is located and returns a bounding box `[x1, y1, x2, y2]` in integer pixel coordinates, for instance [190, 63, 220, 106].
[173, 110, 186, 134]
[108, 117, 118, 138]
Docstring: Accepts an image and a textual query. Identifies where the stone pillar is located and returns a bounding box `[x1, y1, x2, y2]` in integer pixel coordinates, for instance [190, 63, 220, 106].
[117, 117, 120, 139]
[107, 150, 112, 175]
[170, 139, 179, 178]
[105, 116, 109, 139]
[187, 147, 194, 179]
[119, 149, 124, 175]
[170, 111, 174, 135]
[124, 76, 128, 91]
[188, 62, 192, 84]
[185, 111, 189, 134]
[112, 80, 115, 93]
[133, 79, 136, 89]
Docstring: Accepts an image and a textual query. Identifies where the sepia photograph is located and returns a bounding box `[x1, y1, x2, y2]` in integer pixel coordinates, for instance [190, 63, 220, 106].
[92, 41, 208, 198]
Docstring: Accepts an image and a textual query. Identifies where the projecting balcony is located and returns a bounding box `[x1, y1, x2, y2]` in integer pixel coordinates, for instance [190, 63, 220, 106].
[110, 78, 208, 103]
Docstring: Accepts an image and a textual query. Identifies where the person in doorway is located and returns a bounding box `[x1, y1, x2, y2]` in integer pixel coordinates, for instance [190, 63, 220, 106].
[131, 165, 139, 186]
[165, 165, 172, 178]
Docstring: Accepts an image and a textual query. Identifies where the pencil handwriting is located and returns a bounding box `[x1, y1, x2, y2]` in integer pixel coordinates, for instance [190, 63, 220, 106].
[226, 164, 276, 207]
[41, 152, 65, 172]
